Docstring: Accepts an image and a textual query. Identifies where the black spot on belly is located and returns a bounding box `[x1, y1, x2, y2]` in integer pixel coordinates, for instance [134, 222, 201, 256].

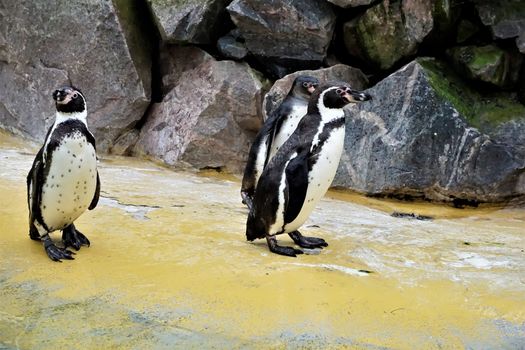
[68, 169, 71, 173]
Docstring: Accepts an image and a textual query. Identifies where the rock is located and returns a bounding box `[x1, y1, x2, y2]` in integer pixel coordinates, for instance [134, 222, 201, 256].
[333, 58, 525, 204]
[456, 19, 480, 44]
[475, 0, 525, 53]
[263, 64, 369, 119]
[227, 0, 336, 74]
[217, 35, 248, 60]
[146, 0, 231, 44]
[0, 0, 152, 151]
[327, 0, 375, 8]
[343, 0, 454, 70]
[135, 47, 268, 173]
[447, 45, 523, 88]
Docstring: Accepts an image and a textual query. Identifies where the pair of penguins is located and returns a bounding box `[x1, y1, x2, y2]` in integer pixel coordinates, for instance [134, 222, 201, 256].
[27, 79, 370, 261]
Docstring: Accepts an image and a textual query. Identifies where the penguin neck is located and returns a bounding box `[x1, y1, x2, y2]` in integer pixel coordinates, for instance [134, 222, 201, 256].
[316, 99, 345, 124]
[54, 109, 88, 127]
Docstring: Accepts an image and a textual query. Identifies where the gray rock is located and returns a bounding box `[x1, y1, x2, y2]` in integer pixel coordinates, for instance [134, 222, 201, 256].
[343, 0, 453, 70]
[227, 0, 336, 70]
[263, 64, 369, 119]
[333, 58, 525, 204]
[447, 45, 523, 88]
[147, 0, 231, 44]
[135, 47, 269, 173]
[327, 0, 375, 8]
[475, 0, 525, 53]
[217, 35, 248, 60]
[0, 0, 152, 151]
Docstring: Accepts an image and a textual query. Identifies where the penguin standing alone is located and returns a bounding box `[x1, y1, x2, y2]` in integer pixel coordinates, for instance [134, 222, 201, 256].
[246, 83, 371, 256]
[241, 75, 319, 209]
[27, 86, 100, 261]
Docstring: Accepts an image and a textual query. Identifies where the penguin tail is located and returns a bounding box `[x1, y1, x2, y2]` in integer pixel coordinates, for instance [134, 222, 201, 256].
[246, 212, 266, 241]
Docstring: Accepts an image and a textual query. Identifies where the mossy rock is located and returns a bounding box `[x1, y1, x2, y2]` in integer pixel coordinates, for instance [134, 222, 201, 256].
[418, 58, 525, 132]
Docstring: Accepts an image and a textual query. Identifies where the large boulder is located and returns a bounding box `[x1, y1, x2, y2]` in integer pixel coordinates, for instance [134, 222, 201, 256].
[227, 0, 336, 77]
[146, 0, 232, 44]
[475, 0, 525, 54]
[447, 45, 523, 88]
[135, 47, 268, 173]
[334, 58, 525, 204]
[343, 0, 454, 70]
[263, 64, 369, 119]
[0, 0, 152, 151]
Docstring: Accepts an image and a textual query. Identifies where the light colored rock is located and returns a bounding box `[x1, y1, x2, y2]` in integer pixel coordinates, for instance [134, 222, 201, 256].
[0, 0, 152, 151]
[135, 47, 268, 173]
[327, 0, 374, 8]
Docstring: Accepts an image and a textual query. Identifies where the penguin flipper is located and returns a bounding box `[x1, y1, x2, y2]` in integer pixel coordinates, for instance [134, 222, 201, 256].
[27, 146, 46, 235]
[88, 171, 100, 210]
[283, 149, 309, 224]
[241, 106, 288, 206]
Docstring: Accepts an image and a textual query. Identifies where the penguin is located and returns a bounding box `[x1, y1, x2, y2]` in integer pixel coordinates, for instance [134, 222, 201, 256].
[246, 83, 371, 257]
[27, 86, 100, 261]
[241, 75, 319, 210]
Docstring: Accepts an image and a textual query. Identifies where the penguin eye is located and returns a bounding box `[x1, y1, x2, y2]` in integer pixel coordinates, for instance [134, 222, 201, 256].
[336, 89, 344, 95]
[72, 92, 79, 99]
[302, 82, 309, 88]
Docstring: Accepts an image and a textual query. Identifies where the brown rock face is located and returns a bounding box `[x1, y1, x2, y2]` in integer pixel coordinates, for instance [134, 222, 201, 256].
[135, 47, 268, 173]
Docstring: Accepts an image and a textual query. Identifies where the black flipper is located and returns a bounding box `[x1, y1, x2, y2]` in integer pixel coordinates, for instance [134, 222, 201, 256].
[88, 171, 100, 210]
[241, 104, 292, 208]
[62, 223, 91, 251]
[27, 145, 48, 237]
[283, 147, 309, 224]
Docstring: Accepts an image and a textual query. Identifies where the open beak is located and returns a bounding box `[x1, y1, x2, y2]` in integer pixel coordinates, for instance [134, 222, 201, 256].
[307, 83, 317, 94]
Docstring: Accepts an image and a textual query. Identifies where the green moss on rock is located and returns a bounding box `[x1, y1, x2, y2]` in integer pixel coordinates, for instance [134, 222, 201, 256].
[418, 58, 525, 131]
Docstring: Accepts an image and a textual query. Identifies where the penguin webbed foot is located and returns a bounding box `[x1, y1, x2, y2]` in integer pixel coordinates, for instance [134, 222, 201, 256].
[289, 231, 328, 249]
[43, 235, 75, 262]
[62, 224, 90, 251]
[266, 236, 303, 257]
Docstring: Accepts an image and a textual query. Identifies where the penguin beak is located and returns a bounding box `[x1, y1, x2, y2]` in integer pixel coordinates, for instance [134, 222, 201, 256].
[53, 89, 66, 103]
[307, 83, 317, 94]
[343, 90, 372, 103]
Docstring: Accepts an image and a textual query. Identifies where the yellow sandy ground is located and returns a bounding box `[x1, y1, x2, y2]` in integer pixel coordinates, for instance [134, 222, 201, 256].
[0, 131, 524, 349]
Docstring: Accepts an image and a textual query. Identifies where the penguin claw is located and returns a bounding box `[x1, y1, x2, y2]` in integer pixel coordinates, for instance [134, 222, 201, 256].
[266, 236, 304, 257]
[45, 243, 75, 262]
[289, 231, 328, 249]
[62, 225, 90, 251]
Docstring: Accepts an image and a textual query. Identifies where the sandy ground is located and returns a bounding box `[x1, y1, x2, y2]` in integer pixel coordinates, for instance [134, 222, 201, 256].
[0, 131, 524, 349]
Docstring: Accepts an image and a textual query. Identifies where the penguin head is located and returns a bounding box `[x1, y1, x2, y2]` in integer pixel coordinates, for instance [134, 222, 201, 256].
[53, 86, 86, 113]
[290, 76, 319, 100]
[317, 84, 372, 109]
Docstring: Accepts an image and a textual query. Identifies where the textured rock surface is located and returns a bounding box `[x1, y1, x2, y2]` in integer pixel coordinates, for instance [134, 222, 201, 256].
[217, 34, 248, 60]
[263, 64, 369, 118]
[227, 0, 336, 74]
[343, 0, 451, 70]
[475, 0, 525, 53]
[135, 47, 268, 172]
[334, 59, 525, 203]
[447, 45, 522, 88]
[327, 0, 375, 8]
[0, 0, 152, 151]
[147, 0, 232, 44]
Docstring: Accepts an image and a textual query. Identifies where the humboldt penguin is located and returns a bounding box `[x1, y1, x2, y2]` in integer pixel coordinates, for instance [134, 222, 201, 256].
[241, 75, 319, 209]
[246, 83, 371, 257]
[27, 86, 100, 261]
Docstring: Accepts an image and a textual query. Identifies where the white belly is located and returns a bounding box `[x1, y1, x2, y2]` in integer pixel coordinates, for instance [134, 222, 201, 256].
[268, 105, 307, 160]
[284, 126, 345, 233]
[40, 133, 97, 231]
